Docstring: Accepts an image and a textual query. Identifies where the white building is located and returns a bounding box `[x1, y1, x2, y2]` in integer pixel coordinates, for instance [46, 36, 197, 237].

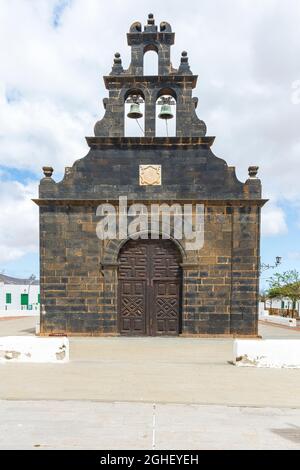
[264, 298, 300, 312]
[0, 274, 40, 313]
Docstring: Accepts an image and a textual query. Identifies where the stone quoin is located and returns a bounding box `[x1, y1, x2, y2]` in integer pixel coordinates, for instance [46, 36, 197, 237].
[34, 14, 266, 336]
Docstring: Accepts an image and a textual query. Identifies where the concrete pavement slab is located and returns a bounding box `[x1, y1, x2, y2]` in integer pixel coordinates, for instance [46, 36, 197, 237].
[0, 318, 299, 408]
[0, 400, 300, 450]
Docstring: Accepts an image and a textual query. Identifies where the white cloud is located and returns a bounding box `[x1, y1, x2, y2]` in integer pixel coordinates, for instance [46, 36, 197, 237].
[0, 0, 299, 192]
[287, 251, 300, 261]
[261, 203, 288, 237]
[0, 87, 91, 176]
[0, 180, 39, 263]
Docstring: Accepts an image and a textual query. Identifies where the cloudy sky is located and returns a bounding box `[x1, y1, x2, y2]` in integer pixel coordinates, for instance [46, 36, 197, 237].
[0, 0, 299, 286]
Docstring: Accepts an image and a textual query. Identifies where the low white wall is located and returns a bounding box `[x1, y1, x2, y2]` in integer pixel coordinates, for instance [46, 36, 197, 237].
[259, 302, 267, 316]
[0, 336, 69, 363]
[260, 313, 297, 327]
[234, 339, 300, 368]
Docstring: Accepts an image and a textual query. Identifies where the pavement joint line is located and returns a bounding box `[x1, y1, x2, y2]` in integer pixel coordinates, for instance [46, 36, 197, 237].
[1, 398, 300, 410]
[258, 320, 300, 332]
[0, 316, 32, 321]
[152, 403, 156, 450]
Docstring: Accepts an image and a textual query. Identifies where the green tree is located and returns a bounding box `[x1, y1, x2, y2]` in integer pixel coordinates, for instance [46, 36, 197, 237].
[267, 270, 300, 317]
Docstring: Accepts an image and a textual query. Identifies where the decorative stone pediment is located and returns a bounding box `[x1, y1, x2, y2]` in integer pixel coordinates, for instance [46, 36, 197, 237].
[139, 165, 161, 186]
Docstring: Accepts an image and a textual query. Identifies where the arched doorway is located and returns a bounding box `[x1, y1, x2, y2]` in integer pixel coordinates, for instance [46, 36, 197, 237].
[118, 239, 182, 336]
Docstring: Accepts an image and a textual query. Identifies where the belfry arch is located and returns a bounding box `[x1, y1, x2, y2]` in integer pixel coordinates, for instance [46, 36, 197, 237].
[143, 44, 159, 76]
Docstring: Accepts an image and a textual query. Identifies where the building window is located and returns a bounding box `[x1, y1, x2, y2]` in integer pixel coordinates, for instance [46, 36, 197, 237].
[6, 293, 12, 304]
[21, 293, 29, 307]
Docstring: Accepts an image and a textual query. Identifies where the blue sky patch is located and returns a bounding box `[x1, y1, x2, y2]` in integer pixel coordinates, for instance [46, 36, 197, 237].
[0, 166, 39, 183]
[5, 87, 22, 104]
[52, 0, 72, 28]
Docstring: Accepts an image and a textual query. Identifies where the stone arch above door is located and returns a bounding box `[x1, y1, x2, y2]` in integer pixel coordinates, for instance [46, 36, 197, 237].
[102, 232, 188, 266]
[100, 234, 195, 336]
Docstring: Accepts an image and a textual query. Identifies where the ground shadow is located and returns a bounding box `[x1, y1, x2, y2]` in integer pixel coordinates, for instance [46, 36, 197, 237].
[271, 425, 300, 444]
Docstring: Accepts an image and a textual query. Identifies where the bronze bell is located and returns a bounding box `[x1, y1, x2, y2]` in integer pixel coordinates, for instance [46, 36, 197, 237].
[158, 103, 174, 120]
[127, 103, 143, 119]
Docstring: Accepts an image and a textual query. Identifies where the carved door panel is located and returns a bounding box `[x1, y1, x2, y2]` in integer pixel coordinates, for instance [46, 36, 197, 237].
[118, 241, 147, 335]
[118, 239, 181, 336]
[150, 241, 181, 335]
[152, 281, 180, 335]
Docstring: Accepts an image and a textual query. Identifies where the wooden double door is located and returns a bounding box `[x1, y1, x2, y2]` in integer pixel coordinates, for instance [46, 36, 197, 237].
[118, 239, 182, 336]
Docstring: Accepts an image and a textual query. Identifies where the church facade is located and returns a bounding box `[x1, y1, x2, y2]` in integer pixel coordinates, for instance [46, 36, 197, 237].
[35, 15, 265, 337]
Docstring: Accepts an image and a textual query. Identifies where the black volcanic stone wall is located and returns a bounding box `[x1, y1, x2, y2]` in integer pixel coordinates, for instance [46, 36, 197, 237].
[36, 15, 264, 336]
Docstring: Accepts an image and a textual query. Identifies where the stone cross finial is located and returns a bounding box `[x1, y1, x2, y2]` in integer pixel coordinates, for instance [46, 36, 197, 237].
[110, 52, 123, 75]
[181, 51, 188, 63]
[114, 52, 122, 65]
[147, 13, 155, 25]
[178, 50, 192, 74]
[42, 166, 54, 178]
[248, 166, 259, 178]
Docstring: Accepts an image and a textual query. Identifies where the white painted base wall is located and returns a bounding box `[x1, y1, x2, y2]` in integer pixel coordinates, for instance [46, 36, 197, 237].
[259, 313, 297, 327]
[234, 339, 300, 368]
[0, 336, 69, 363]
[0, 309, 39, 318]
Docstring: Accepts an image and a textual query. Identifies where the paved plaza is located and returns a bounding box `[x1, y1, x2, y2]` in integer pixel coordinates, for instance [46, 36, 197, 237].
[0, 316, 300, 449]
[1, 400, 300, 450]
